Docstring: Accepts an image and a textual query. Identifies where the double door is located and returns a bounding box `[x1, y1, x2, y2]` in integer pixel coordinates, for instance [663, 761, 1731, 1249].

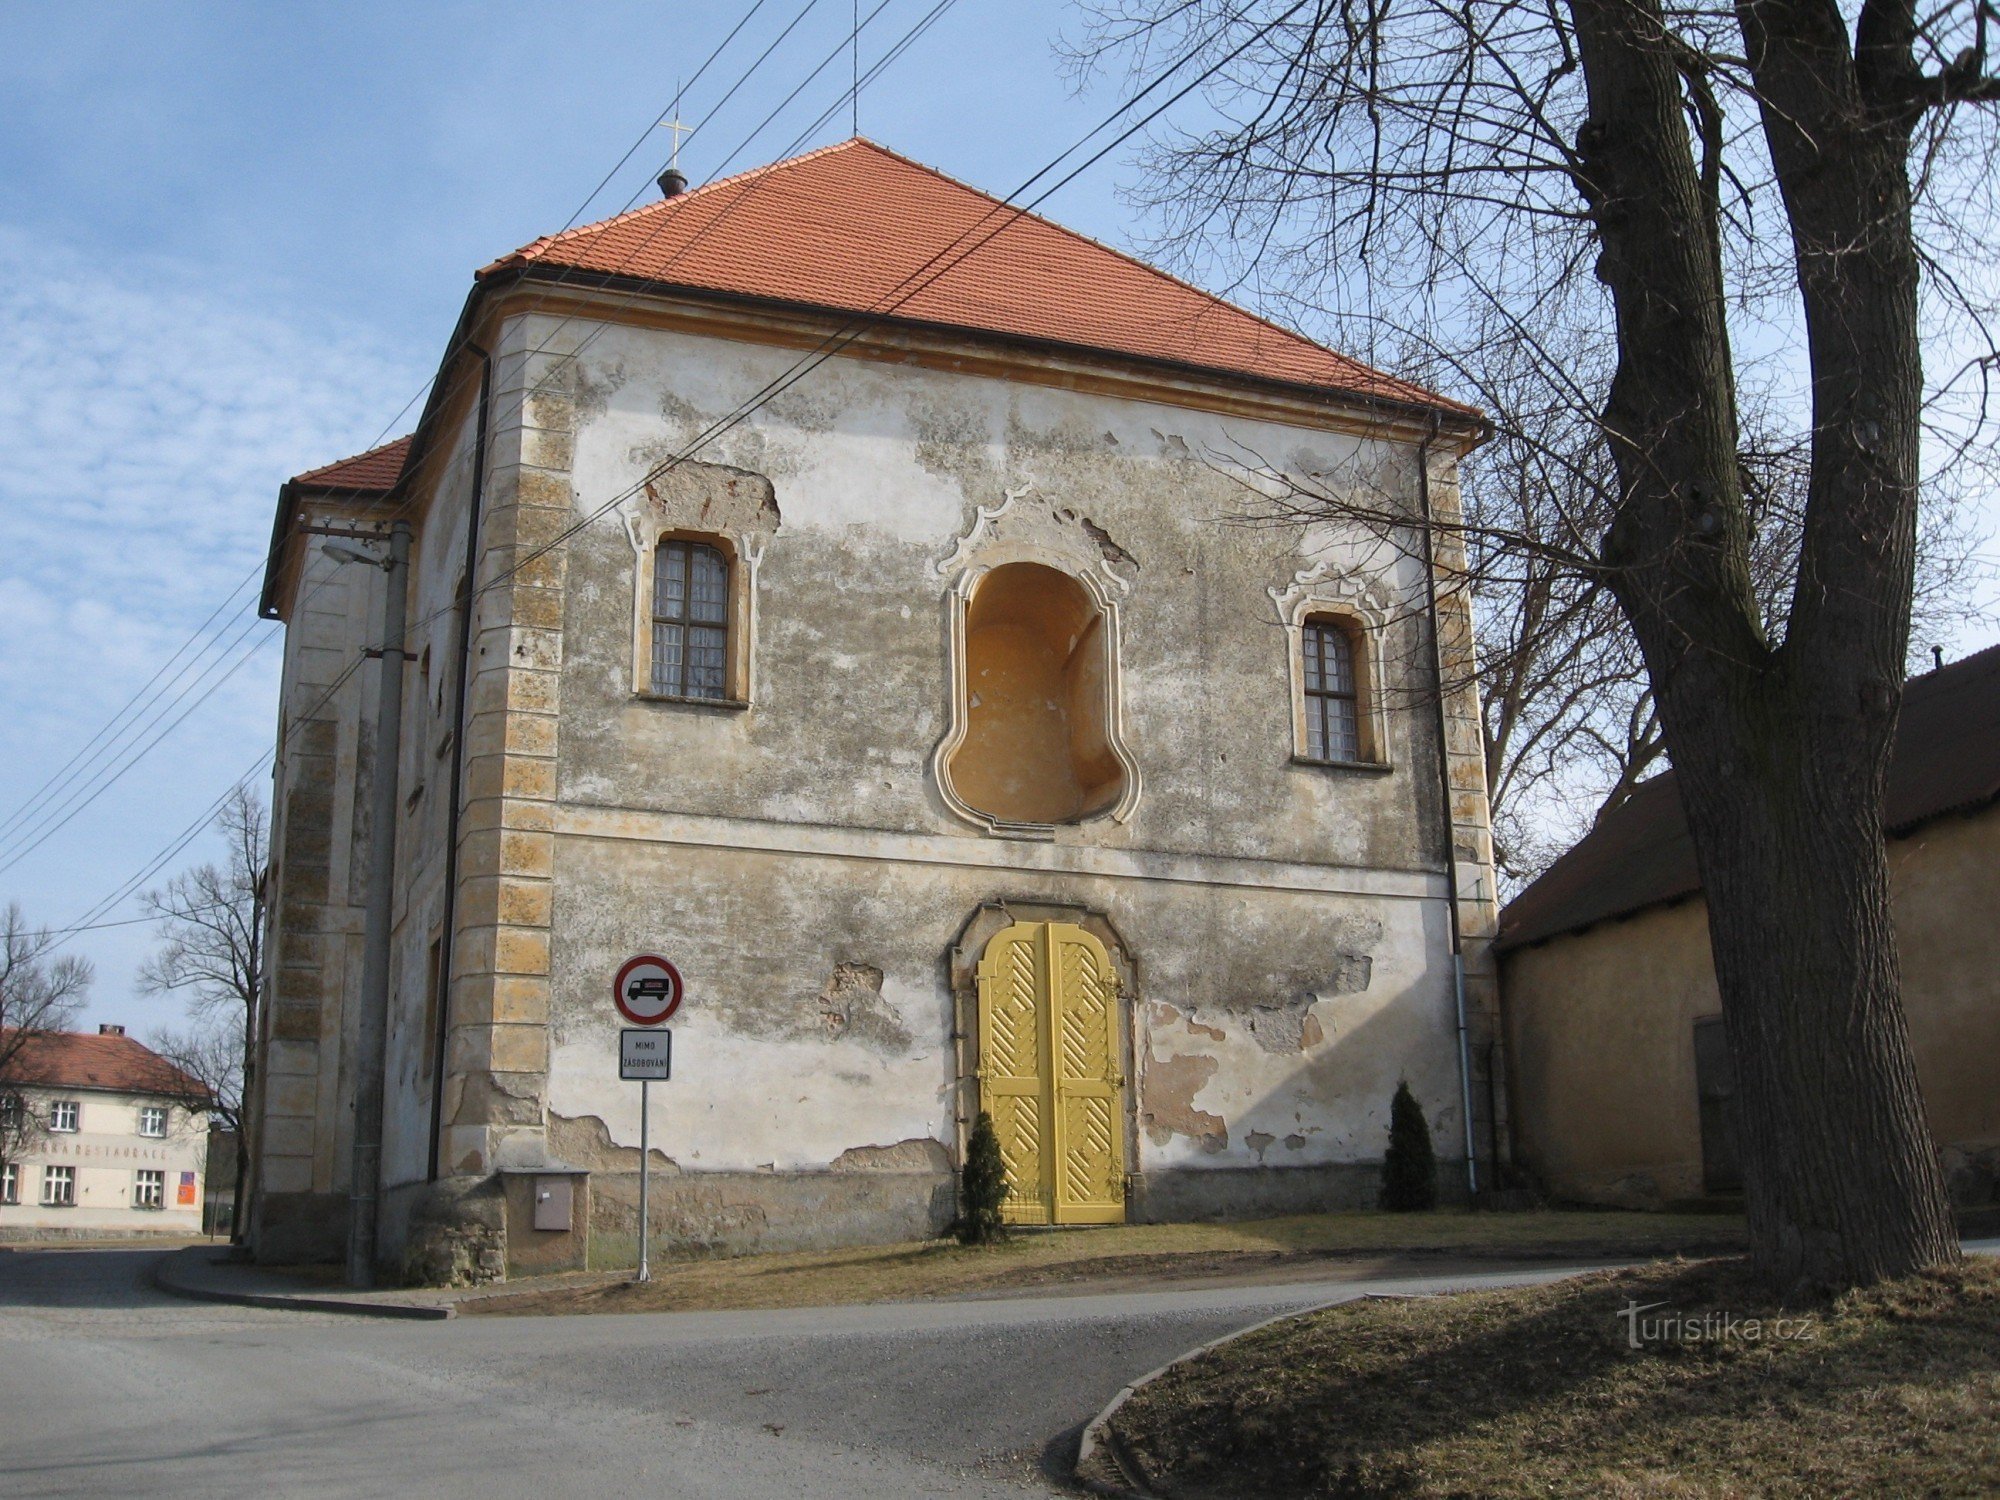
[976, 921, 1126, 1225]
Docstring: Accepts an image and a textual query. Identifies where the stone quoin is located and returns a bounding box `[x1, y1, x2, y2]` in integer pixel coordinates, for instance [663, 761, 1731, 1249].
[245, 139, 1501, 1278]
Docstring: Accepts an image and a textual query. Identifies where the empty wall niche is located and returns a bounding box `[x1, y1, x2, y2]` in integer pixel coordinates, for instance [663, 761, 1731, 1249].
[947, 561, 1127, 826]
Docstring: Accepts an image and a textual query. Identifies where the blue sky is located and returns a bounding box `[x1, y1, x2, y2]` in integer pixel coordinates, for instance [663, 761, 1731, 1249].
[0, 0, 1138, 1032]
[1, 1, 1994, 1034]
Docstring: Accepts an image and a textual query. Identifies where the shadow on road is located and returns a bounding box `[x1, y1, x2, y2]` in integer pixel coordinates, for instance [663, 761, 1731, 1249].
[0, 1247, 183, 1309]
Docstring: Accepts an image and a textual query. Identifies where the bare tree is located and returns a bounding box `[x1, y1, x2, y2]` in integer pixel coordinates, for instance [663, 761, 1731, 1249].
[1075, 0, 1999, 1288]
[140, 785, 265, 1239]
[0, 903, 93, 1175]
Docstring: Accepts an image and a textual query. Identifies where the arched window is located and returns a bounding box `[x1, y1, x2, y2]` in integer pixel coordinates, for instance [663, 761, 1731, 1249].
[1301, 616, 1363, 763]
[651, 539, 731, 699]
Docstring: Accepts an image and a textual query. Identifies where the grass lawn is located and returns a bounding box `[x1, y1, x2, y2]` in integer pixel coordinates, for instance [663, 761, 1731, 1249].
[459, 1209, 1744, 1317]
[1090, 1255, 2000, 1498]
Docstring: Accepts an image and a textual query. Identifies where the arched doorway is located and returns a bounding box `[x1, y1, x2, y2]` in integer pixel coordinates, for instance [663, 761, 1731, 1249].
[944, 562, 1128, 826]
[975, 920, 1127, 1224]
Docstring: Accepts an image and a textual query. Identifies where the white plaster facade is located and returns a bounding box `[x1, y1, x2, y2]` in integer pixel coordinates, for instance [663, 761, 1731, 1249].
[249, 156, 1499, 1273]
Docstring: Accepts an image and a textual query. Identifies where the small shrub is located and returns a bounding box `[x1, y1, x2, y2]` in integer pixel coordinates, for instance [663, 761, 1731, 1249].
[955, 1111, 1009, 1245]
[1380, 1080, 1438, 1211]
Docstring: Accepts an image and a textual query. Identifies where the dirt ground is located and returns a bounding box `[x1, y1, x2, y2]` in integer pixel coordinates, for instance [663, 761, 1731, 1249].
[1090, 1254, 2000, 1498]
[457, 1209, 1747, 1317]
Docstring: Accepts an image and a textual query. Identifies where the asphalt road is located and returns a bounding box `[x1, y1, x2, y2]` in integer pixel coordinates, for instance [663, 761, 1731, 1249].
[0, 1244, 1596, 1499]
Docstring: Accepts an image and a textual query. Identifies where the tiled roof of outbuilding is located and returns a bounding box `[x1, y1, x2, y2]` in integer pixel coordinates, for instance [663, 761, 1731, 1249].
[481, 138, 1474, 415]
[1, 1029, 210, 1101]
[1497, 643, 2000, 951]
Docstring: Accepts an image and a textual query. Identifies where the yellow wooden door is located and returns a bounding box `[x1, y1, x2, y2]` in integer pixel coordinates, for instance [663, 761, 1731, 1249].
[976, 921, 1125, 1225]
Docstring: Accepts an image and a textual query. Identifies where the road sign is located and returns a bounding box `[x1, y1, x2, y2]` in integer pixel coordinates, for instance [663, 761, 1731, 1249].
[620, 1028, 672, 1081]
[613, 954, 683, 1025]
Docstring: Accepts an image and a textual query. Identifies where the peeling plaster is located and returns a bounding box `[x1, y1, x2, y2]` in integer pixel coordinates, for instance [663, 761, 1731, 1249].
[549, 1110, 681, 1174]
[1143, 1052, 1227, 1153]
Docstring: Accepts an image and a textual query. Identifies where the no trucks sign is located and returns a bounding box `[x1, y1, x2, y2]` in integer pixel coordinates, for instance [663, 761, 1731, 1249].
[613, 954, 683, 1026]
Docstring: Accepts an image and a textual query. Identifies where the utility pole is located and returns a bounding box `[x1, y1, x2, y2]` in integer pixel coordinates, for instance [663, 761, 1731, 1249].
[318, 518, 411, 1288]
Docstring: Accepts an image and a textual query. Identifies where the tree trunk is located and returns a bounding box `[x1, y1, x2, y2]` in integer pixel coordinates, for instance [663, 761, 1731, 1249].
[1567, 0, 1957, 1288]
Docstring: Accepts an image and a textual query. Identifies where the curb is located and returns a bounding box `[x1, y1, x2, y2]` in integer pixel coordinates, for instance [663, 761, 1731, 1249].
[150, 1247, 456, 1321]
[1073, 1292, 1420, 1498]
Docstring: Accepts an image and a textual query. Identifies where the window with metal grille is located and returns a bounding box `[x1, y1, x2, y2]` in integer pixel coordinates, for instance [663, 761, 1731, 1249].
[1302, 619, 1363, 762]
[651, 539, 731, 700]
[134, 1169, 165, 1209]
[138, 1105, 168, 1138]
[41, 1165, 74, 1207]
[49, 1099, 79, 1133]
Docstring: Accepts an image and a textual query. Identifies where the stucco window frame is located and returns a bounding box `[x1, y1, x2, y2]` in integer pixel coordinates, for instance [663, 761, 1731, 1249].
[1269, 572, 1394, 773]
[627, 527, 761, 710]
[931, 542, 1145, 838]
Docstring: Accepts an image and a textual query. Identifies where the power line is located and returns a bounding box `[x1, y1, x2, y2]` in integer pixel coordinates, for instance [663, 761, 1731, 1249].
[5, 3, 851, 877]
[49, 0, 1301, 942]
[35, 2, 940, 929]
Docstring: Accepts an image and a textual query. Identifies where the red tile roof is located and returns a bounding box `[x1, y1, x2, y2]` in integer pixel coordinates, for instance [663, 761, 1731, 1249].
[482, 139, 1471, 415]
[288, 434, 413, 494]
[1, 1029, 211, 1102]
[1498, 643, 2000, 950]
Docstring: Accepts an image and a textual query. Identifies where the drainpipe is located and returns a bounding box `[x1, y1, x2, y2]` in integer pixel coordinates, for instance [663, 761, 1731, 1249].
[426, 344, 492, 1182]
[1414, 413, 1480, 1200]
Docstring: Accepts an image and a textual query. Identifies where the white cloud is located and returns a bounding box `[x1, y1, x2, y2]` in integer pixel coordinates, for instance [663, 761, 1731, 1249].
[0, 225, 429, 1025]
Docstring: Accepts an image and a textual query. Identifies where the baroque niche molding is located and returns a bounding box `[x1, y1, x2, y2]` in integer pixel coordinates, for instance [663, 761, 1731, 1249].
[930, 480, 1137, 599]
[930, 480, 1144, 836]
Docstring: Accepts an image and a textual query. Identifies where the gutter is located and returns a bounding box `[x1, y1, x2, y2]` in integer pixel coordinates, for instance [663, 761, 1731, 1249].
[1414, 412, 1480, 1199]
[497, 262, 1495, 445]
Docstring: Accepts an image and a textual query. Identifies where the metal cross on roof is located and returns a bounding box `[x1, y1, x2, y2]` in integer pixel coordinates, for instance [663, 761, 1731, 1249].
[658, 107, 691, 171]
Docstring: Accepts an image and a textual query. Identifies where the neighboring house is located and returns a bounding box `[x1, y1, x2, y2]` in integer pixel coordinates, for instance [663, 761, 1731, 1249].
[1498, 644, 2000, 1209]
[0, 1025, 211, 1239]
[247, 139, 1501, 1276]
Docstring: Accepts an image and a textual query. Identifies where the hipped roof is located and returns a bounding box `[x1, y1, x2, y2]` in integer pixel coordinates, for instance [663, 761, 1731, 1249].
[1, 1029, 211, 1102]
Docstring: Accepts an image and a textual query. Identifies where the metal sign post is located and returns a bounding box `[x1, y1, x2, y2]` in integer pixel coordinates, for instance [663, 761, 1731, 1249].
[614, 956, 681, 1285]
[639, 1077, 651, 1283]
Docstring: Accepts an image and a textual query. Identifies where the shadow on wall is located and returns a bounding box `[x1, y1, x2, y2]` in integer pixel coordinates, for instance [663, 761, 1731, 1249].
[948, 562, 1126, 824]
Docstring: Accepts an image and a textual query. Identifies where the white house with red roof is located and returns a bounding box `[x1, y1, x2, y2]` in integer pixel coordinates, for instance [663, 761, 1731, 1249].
[0, 1025, 210, 1239]
[249, 140, 1499, 1278]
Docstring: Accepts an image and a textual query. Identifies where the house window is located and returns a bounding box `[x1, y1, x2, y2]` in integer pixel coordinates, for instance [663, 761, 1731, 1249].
[134, 1169, 165, 1210]
[1301, 618, 1363, 763]
[138, 1105, 168, 1138]
[2, 1163, 16, 1205]
[650, 539, 731, 700]
[49, 1100, 79, 1133]
[41, 1165, 75, 1207]
[0, 1094, 19, 1132]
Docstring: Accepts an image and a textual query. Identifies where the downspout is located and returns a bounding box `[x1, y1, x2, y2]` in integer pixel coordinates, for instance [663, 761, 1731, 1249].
[1415, 412, 1480, 1200]
[427, 343, 492, 1181]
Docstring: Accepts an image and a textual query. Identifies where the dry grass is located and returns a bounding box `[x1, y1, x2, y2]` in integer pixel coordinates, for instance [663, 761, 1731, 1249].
[459, 1209, 1744, 1317]
[1099, 1255, 2000, 1498]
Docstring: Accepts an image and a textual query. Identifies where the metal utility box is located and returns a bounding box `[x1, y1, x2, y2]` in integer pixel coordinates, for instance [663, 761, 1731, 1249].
[533, 1175, 574, 1231]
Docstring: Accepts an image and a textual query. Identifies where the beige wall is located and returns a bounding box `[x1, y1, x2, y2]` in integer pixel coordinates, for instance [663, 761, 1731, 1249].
[1501, 802, 2000, 1206]
[0, 1087, 207, 1238]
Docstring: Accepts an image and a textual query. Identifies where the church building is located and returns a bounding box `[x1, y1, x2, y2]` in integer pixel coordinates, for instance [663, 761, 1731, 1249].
[247, 140, 1499, 1277]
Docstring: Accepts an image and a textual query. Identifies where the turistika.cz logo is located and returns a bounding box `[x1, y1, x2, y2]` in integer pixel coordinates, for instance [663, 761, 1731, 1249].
[1617, 1300, 1818, 1350]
